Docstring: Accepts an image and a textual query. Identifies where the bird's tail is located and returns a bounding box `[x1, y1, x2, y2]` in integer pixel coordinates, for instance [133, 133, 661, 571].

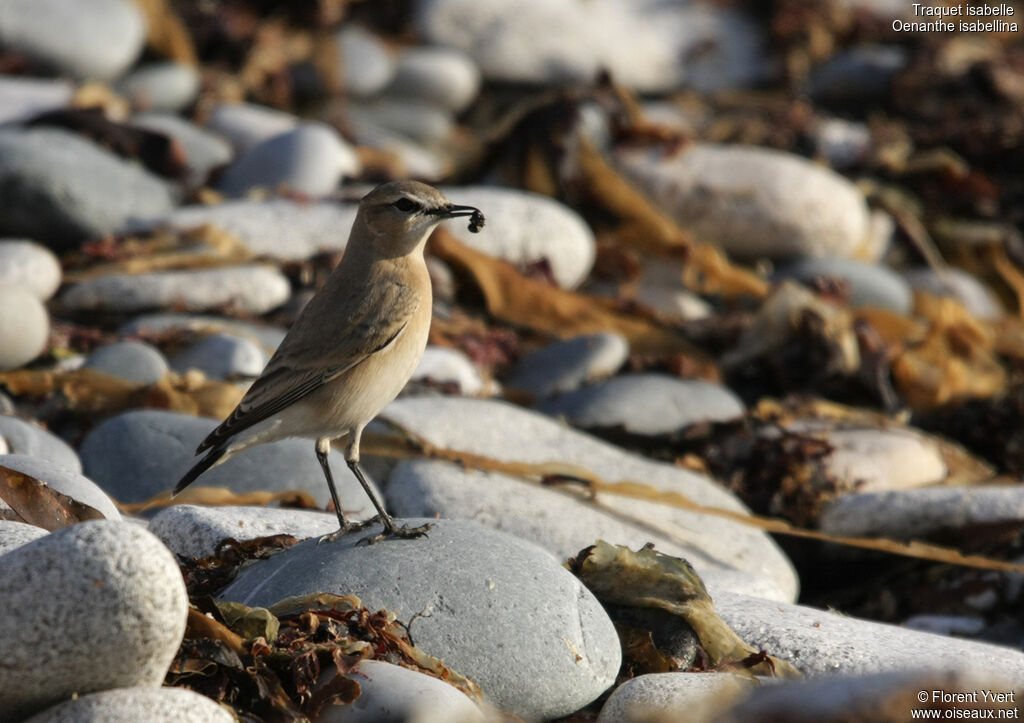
[172, 447, 226, 497]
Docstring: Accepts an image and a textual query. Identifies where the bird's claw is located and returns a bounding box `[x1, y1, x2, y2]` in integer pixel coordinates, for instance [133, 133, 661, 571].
[357, 520, 433, 546]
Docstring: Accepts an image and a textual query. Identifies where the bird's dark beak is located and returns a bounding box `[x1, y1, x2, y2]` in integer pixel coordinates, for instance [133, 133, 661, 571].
[440, 204, 480, 219]
[438, 204, 486, 233]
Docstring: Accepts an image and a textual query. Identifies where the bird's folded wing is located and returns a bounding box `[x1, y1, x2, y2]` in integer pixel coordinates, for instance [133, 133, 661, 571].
[196, 282, 419, 453]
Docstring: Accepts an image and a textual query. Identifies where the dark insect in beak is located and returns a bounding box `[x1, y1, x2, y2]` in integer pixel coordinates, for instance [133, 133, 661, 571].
[441, 204, 486, 234]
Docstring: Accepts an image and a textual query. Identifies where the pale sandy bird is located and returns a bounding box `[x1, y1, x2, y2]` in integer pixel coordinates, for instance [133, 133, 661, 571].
[173, 181, 485, 542]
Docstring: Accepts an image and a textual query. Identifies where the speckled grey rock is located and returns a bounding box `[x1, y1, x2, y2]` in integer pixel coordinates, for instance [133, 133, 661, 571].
[714, 590, 1024, 678]
[386, 46, 480, 112]
[507, 333, 628, 399]
[0, 284, 49, 370]
[148, 504, 342, 558]
[0, 75, 72, 124]
[808, 45, 907, 104]
[206, 102, 298, 153]
[118, 314, 286, 354]
[169, 333, 268, 380]
[616, 143, 871, 262]
[130, 113, 233, 189]
[0, 520, 48, 555]
[821, 485, 1024, 539]
[79, 409, 376, 512]
[321, 660, 484, 723]
[116, 62, 200, 112]
[774, 258, 913, 314]
[375, 397, 799, 602]
[408, 345, 484, 395]
[0, 454, 120, 519]
[23, 687, 235, 723]
[221, 518, 621, 719]
[0, 0, 145, 80]
[387, 459, 790, 602]
[59, 265, 290, 315]
[336, 25, 395, 96]
[218, 123, 360, 198]
[0, 415, 81, 471]
[0, 128, 175, 249]
[414, 0, 763, 92]
[597, 673, 755, 723]
[0, 392, 13, 414]
[0, 239, 62, 300]
[83, 341, 170, 384]
[143, 198, 358, 260]
[347, 99, 454, 147]
[0, 521, 188, 720]
[905, 267, 1002, 319]
[539, 373, 745, 435]
[440, 186, 595, 288]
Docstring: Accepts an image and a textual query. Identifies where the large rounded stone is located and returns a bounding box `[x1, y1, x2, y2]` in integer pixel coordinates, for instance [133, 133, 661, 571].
[0, 0, 145, 80]
[0, 239, 62, 300]
[0, 284, 49, 370]
[116, 62, 201, 113]
[144, 199, 358, 260]
[440, 186, 596, 289]
[83, 341, 170, 384]
[148, 505, 341, 559]
[0, 521, 188, 720]
[374, 397, 799, 602]
[538, 373, 745, 434]
[0, 519, 48, 555]
[386, 46, 481, 112]
[774, 258, 913, 314]
[0, 128, 175, 249]
[169, 333, 268, 381]
[59, 265, 291, 315]
[23, 687, 235, 723]
[0, 415, 81, 471]
[206, 102, 298, 153]
[129, 113, 233, 190]
[218, 123, 360, 198]
[322, 660, 484, 723]
[0, 75, 72, 125]
[507, 332, 629, 399]
[616, 143, 871, 261]
[79, 409, 377, 513]
[221, 518, 621, 720]
[0, 454, 120, 519]
[414, 0, 762, 92]
[336, 25, 395, 96]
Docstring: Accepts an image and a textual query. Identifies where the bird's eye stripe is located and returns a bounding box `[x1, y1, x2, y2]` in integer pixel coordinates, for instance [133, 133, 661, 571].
[393, 198, 420, 213]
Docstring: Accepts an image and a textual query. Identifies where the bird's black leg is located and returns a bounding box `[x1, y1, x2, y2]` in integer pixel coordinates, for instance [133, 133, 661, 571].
[346, 429, 431, 545]
[316, 437, 361, 544]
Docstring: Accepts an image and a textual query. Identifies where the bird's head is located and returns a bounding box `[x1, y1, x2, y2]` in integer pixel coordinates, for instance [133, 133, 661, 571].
[356, 180, 484, 257]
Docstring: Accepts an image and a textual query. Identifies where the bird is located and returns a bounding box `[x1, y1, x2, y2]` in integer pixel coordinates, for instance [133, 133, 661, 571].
[172, 180, 485, 543]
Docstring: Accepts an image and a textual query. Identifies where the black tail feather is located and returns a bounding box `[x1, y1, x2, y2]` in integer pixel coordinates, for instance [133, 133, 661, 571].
[172, 448, 225, 497]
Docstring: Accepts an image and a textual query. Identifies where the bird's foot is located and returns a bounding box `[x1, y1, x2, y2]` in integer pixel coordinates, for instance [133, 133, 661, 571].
[357, 519, 433, 546]
[316, 518, 376, 545]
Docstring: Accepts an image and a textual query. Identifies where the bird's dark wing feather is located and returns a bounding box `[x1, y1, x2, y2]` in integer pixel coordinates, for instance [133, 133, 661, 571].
[195, 281, 419, 454]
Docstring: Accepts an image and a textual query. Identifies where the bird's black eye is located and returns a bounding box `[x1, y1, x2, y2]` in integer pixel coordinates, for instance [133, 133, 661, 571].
[393, 198, 420, 213]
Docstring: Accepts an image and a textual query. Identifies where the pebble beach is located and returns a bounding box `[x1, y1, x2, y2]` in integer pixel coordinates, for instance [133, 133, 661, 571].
[1, 0, 1023, 721]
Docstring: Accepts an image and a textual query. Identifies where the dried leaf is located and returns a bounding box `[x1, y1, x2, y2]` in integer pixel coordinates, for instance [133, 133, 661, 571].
[430, 228, 704, 356]
[0, 368, 245, 421]
[131, 0, 198, 65]
[569, 541, 800, 678]
[118, 487, 319, 515]
[0, 466, 106, 530]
